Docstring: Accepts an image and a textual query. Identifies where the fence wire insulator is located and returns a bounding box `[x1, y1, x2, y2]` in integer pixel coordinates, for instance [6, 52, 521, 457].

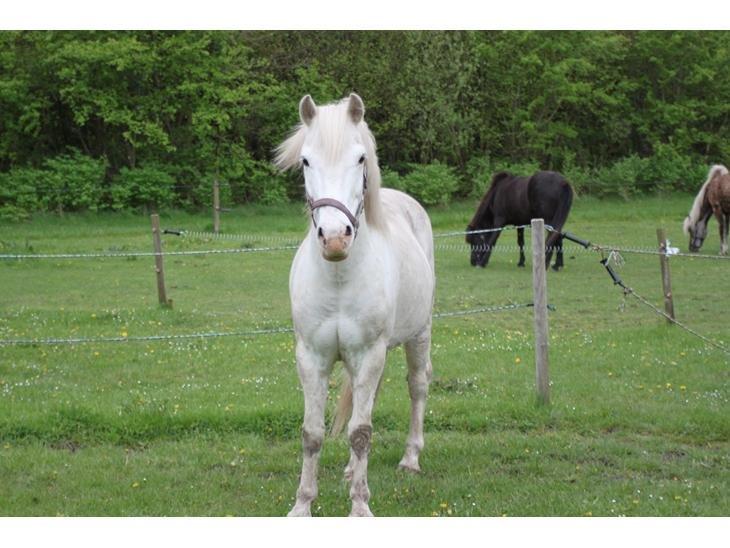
[561, 231, 592, 249]
[601, 258, 626, 288]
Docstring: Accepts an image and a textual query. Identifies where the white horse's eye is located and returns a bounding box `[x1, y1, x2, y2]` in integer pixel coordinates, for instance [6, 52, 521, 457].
[302, 158, 310, 167]
[358, 155, 365, 165]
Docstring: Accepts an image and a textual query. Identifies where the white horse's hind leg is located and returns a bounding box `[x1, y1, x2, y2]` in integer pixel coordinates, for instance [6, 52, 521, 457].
[399, 329, 432, 473]
[346, 340, 387, 517]
[288, 344, 331, 517]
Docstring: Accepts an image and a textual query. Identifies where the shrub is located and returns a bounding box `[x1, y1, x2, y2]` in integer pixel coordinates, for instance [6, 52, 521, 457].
[244, 160, 290, 205]
[463, 156, 494, 198]
[0, 151, 107, 219]
[380, 167, 407, 192]
[593, 154, 649, 199]
[110, 164, 176, 211]
[41, 150, 107, 213]
[465, 157, 545, 198]
[643, 144, 706, 192]
[0, 167, 43, 221]
[560, 152, 595, 196]
[401, 162, 459, 206]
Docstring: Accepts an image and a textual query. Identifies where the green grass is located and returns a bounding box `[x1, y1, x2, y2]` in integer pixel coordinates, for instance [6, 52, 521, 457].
[0, 193, 728, 516]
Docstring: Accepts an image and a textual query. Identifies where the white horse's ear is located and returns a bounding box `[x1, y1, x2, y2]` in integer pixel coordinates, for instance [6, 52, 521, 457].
[347, 93, 365, 124]
[299, 95, 317, 126]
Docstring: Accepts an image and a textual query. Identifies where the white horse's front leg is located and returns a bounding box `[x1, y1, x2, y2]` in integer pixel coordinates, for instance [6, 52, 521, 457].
[288, 342, 331, 517]
[346, 340, 387, 517]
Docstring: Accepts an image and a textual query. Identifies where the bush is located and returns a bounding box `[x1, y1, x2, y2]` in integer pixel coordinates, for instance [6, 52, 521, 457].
[41, 150, 107, 213]
[0, 151, 107, 219]
[244, 160, 290, 206]
[400, 162, 459, 206]
[643, 144, 706, 192]
[110, 164, 176, 211]
[593, 154, 649, 199]
[465, 157, 544, 198]
[380, 167, 407, 192]
[463, 156, 494, 198]
[0, 167, 43, 221]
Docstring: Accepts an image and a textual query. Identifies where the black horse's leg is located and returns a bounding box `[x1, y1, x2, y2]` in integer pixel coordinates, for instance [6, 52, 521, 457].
[517, 227, 525, 267]
[555, 233, 565, 270]
[480, 229, 502, 267]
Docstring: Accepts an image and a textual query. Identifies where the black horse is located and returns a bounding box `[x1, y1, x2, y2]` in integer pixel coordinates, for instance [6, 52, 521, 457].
[466, 171, 574, 270]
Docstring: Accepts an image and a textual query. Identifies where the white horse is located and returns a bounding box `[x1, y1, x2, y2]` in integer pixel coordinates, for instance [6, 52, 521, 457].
[275, 93, 435, 517]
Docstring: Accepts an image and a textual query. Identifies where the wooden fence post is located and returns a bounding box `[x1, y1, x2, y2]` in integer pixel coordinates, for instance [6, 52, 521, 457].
[656, 228, 675, 323]
[213, 179, 221, 234]
[151, 213, 172, 308]
[531, 218, 550, 405]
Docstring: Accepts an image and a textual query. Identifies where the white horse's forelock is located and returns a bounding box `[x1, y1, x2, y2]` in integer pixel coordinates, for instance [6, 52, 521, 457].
[274, 97, 384, 229]
[685, 164, 729, 235]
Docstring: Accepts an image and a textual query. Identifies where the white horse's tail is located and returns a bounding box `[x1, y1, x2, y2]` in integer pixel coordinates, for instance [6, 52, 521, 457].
[329, 372, 353, 437]
[684, 164, 729, 235]
[329, 370, 385, 437]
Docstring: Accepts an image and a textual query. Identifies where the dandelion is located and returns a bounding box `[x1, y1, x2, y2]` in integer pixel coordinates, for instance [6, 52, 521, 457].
[515, 357, 521, 364]
[439, 502, 448, 509]
[132, 481, 140, 488]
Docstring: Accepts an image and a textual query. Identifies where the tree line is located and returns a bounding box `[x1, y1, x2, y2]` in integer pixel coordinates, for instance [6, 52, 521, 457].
[0, 30, 728, 219]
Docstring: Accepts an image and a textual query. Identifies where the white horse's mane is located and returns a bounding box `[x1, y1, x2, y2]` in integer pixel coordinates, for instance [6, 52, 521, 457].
[684, 164, 729, 235]
[274, 97, 384, 229]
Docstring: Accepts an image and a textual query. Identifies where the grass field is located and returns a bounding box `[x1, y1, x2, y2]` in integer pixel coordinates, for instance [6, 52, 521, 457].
[0, 193, 728, 517]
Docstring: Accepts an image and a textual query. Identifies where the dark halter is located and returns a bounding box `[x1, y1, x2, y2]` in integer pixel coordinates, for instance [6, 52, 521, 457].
[307, 169, 368, 236]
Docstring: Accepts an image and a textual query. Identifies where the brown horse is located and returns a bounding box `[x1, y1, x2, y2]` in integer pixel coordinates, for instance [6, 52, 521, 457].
[466, 171, 574, 270]
[683, 164, 730, 255]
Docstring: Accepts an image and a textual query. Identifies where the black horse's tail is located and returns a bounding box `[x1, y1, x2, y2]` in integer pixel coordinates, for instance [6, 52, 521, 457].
[550, 180, 574, 232]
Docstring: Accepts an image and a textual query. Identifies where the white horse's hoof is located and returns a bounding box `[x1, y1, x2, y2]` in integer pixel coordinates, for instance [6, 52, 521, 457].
[287, 505, 312, 517]
[397, 460, 421, 474]
[398, 453, 422, 473]
[349, 505, 374, 517]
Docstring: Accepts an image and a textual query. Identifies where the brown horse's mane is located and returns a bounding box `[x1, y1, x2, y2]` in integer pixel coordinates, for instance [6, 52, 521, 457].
[468, 171, 513, 228]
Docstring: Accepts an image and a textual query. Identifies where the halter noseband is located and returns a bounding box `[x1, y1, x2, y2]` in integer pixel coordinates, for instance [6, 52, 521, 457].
[307, 169, 368, 236]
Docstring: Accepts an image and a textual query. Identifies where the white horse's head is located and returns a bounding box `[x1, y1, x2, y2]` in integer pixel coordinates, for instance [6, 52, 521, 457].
[276, 93, 383, 262]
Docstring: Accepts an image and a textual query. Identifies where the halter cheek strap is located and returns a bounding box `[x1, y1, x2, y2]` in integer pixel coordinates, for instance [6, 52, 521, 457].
[307, 169, 368, 236]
